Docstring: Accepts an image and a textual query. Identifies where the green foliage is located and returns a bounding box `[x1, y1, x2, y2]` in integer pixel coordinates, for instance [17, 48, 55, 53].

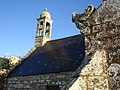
[0, 57, 9, 69]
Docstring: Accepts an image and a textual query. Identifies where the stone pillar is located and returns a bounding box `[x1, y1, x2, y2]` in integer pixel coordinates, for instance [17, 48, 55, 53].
[79, 15, 120, 90]
[48, 24, 52, 38]
[42, 20, 46, 37]
[70, 0, 120, 89]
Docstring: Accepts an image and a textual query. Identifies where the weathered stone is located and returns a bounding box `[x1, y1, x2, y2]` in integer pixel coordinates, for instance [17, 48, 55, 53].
[4, 72, 73, 90]
[3, 0, 120, 90]
[72, 5, 97, 30]
[70, 0, 120, 90]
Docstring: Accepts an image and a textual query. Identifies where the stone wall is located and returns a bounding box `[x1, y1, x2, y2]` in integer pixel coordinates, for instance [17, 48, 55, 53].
[4, 72, 73, 90]
[69, 50, 109, 90]
[69, 0, 120, 90]
[70, 15, 120, 90]
[97, 0, 120, 23]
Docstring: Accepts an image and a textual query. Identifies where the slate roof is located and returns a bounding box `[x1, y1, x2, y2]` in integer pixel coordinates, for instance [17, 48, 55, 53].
[8, 34, 85, 77]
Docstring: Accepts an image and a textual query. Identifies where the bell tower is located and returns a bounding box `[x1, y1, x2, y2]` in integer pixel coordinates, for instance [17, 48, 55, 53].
[35, 8, 53, 47]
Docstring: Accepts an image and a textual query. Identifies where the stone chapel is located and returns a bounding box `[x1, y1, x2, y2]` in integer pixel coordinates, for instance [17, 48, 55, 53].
[4, 0, 120, 90]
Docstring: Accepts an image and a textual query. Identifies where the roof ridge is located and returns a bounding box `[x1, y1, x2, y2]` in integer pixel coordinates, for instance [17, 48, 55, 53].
[47, 34, 82, 42]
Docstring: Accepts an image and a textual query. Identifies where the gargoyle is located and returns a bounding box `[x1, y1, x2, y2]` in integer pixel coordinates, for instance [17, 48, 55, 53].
[72, 5, 97, 30]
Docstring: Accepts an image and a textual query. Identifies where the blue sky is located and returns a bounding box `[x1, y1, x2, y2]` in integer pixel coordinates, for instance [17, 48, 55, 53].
[0, 0, 102, 57]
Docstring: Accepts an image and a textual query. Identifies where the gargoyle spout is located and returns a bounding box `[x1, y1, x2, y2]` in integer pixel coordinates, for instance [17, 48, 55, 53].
[72, 5, 96, 30]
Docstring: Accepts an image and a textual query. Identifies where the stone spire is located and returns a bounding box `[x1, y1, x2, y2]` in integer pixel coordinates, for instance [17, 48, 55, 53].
[35, 8, 53, 47]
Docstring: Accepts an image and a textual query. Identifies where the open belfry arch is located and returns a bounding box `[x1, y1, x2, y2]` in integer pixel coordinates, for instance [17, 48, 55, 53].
[35, 8, 53, 47]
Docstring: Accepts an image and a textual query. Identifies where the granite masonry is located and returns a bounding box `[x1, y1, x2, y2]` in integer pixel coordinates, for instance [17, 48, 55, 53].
[4, 72, 74, 90]
[4, 0, 120, 90]
[70, 0, 120, 90]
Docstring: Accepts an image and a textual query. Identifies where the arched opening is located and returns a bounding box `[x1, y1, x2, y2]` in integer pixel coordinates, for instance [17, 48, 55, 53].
[40, 21, 43, 28]
[46, 22, 50, 37]
[39, 30, 43, 36]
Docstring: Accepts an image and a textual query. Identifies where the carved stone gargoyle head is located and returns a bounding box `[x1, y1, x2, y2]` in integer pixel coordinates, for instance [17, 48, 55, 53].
[72, 5, 96, 30]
